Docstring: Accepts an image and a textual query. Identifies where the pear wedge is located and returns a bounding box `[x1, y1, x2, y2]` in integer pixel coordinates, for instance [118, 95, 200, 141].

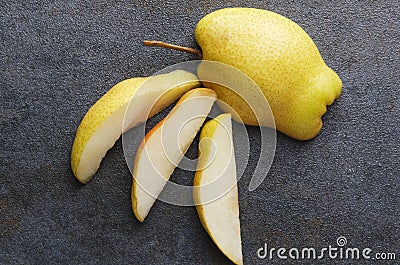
[71, 70, 200, 184]
[132, 88, 217, 222]
[193, 113, 243, 265]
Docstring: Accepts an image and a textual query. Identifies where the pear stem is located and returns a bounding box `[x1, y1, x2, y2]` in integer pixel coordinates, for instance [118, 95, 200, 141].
[143, 40, 203, 59]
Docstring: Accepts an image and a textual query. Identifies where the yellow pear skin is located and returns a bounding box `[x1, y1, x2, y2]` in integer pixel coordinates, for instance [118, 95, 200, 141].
[195, 8, 342, 140]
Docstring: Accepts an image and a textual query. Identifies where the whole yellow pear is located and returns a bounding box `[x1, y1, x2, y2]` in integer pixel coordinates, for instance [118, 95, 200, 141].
[195, 8, 342, 140]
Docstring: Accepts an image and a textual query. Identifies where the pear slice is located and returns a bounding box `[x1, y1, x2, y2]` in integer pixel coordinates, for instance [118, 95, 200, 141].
[132, 88, 217, 222]
[193, 113, 243, 265]
[71, 70, 200, 184]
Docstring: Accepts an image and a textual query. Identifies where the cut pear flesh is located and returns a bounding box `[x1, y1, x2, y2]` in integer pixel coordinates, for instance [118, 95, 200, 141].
[132, 88, 217, 222]
[194, 113, 243, 265]
[71, 70, 200, 184]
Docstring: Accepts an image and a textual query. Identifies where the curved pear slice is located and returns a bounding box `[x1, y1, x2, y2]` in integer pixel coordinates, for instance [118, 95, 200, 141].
[194, 113, 243, 265]
[132, 88, 217, 222]
[71, 70, 200, 184]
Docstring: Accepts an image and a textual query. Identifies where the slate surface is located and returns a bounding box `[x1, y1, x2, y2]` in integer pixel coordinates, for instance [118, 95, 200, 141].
[1, 1, 399, 264]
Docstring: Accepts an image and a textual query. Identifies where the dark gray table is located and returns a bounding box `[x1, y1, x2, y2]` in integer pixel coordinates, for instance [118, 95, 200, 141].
[1, 1, 399, 264]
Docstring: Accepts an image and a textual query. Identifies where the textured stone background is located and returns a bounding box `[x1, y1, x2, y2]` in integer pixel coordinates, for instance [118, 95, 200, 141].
[1, 1, 399, 264]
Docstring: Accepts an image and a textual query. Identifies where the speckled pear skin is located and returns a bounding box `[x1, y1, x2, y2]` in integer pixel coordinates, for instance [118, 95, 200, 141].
[195, 8, 342, 140]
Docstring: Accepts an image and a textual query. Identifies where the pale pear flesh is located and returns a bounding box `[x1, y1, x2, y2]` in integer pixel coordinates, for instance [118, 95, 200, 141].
[194, 113, 243, 265]
[132, 88, 217, 222]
